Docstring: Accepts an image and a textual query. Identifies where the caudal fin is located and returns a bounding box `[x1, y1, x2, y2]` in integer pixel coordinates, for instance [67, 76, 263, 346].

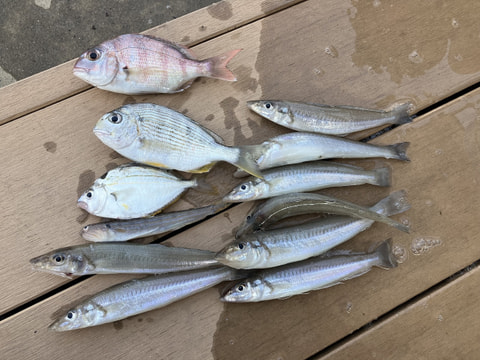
[389, 102, 414, 125]
[205, 49, 242, 81]
[370, 190, 411, 216]
[234, 145, 264, 179]
[387, 142, 410, 161]
[372, 238, 398, 269]
[371, 167, 391, 187]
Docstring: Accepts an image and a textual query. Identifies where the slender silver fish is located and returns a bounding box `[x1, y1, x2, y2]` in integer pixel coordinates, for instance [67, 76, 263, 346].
[82, 202, 228, 242]
[49, 266, 242, 331]
[77, 163, 198, 219]
[221, 239, 397, 302]
[216, 190, 409, 269]
[30, 243, 219, 278]
[247, 100, 412, 135]
[235, 192, 409, 238]
[223, 162, 391, 202]
[233, 132, 409, 177]
[93, 103, 263, 178]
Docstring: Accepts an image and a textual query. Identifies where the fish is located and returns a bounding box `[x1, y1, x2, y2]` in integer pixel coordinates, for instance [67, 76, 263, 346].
[49, 266, 243, 331]
[247, 100, 413, 135]
[223, 161, 390, 203]
[233, 132, 409, 177]
[82, 202, 228, 242]
[221, 238, 397, 302]
[216, 190, 409, 269]
[93, 103, 263, 178]
[235, 192, 410, 238]
[77, 163, 197, 219]
[73, 33, 241, 94]
[30, 243, 219, 278]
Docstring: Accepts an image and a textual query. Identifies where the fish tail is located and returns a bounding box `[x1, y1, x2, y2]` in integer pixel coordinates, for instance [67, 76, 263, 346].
[370, 190, 411, 216]
[371, 167, 391, 187]
[192, 175, 219, 196]
[234, 145, 264, 179]
[205, 49, 242, 81]
[387, 142, 410, 161]
[389, 102, 414, 125]
[372, 238, 398, 269]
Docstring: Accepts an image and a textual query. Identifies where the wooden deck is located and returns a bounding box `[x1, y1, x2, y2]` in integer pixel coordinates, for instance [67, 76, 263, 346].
[1, 0, 480, 359]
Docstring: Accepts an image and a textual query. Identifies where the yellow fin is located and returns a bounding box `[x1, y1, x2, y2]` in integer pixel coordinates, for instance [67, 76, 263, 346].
[189, 162, 217, 173]
[144, 161, 169, 169]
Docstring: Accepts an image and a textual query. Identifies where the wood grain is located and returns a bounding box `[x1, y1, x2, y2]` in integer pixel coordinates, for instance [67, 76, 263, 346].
[0, 0, 303, 125]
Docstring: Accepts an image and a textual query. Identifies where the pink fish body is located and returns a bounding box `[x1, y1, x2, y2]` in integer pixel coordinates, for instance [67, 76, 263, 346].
[73, 34, 241, 94]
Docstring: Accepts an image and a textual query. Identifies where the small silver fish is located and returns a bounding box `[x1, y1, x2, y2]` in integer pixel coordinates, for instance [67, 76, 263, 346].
[93, 103, 263, 178]
[73, 33, 241, 94]
[221, 239, 397, 302]
[235, 192, 409, 238]
[224, 162, 391, 203]
[82, 202, 228, 242]
[216, 190, 409, 269]
[77, 164, 197, 219]
[49, 266, 242, 331]
[247, 100, 412, 135]
[30, 243, 219, 278]
[233, 132, 409, 177]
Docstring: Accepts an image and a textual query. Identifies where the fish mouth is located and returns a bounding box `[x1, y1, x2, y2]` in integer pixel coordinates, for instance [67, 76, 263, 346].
[77, 201, 89, 211]
[93, 128, 111, 137]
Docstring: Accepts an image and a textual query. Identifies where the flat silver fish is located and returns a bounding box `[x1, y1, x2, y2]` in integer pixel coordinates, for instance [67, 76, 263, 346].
[77, 163, 197, 219]
[221, 239, 397, 302]
[224, 162, 391, 203]
[235, 192, 409, 238]
[82, 202, 228, 242]
[94, 103, 263, 178]
[49, 266, 242, 331]
[30, 243, 219, 278]
[247, 100, 412, 135]
[216, 190, 409, 269]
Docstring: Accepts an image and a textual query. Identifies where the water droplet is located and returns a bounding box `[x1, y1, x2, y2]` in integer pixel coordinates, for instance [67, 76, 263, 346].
[454, 54, 463, 62]
[451, 18, 459, 28]
[401, 217, 410, 226]
[393, 245, 408, 264]
[408, 50, 423, 64]
[425, 199, 433, 206]
[324, 45, 339, 58]
[373, 0, 381, 7]
[411, 237, 442, 255]
[313, 68, 324, 76]
[229, 339, 235, 345]
[438, 314, 444, 321]
[435, 149, 443, 155]
[345, 302, 353, 314]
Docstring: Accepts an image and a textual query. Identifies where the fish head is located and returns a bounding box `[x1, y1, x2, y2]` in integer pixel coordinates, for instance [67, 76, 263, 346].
[94, 107, 139, 150]
[223, 180, 266, 202]
[247, 100, 293, 127]
[81, 223, 116, 242]
[221, 278, 264, 302]
[215, 240, 263, 269]
[49, 301, 105, 331]
[30, 248, 91, 277]
[73, 42, 119, 87]
[77, 186, 109, 216]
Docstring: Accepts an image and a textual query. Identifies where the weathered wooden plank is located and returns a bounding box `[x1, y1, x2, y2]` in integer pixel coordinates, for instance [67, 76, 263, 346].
[0, 0, 303, 125]
[319, 265, 480, 360]
[2, 78, 480, 360]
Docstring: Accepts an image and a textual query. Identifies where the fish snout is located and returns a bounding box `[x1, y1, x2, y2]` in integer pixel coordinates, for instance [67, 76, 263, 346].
[77, 201, 89, 211]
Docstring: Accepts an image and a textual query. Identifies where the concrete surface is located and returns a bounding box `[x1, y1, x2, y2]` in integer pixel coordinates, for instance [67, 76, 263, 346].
[0, 0, 217, 88]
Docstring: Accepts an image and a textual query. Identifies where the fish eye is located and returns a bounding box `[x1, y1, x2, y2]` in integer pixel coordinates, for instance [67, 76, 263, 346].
[67, 311, 75, 320]
[238, 243, 245, 250]
[264, 102, 272, 109]
[240, 184, 248, 191]
[87, 49, 101, 61]
[237, 283, 246, 292]
[52, 254, 65, 264]
[86, 191, 93, 199]
[109, 113, 122, 124]
[246, 215, 251, 220]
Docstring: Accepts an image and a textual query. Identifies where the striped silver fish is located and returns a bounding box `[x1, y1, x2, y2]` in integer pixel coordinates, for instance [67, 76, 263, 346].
[234, 132, 409, 177]
[30, 243, 219, 278]
[235, 192, 409, 238]
[223, 162, 391, 203]
[247, 100, 412, 135]
[49, 266, 241, 331]
[93, 103, 263, 178]
[221, 239, 397, 302]
[216, 190, 409, 269]
[82, 202, 228, 242]
[77, 164, 196, 219]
